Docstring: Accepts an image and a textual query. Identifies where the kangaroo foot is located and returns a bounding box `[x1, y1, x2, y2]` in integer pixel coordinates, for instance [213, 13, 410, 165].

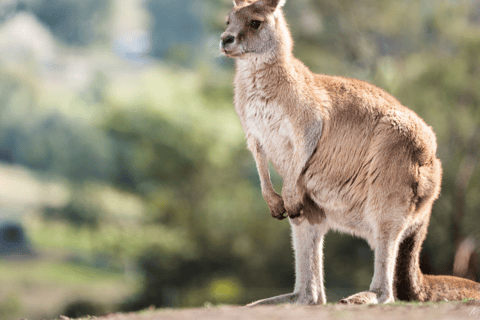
[247, 293, 298, 306]
[247, 292, 321, 306]
[340, 290, 394, 305]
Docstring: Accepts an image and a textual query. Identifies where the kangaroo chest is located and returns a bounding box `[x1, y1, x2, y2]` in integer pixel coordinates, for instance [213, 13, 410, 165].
[240, 97, 294, 177]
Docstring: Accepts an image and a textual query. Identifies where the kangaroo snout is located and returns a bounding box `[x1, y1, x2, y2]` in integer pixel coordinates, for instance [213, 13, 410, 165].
[221, 34, 235, 46]
[220, 33, 238, 56]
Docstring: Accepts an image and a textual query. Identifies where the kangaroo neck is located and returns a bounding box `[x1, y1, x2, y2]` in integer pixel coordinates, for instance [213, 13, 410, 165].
[236, 46, 294, 72]
[234, 50, 304, 99]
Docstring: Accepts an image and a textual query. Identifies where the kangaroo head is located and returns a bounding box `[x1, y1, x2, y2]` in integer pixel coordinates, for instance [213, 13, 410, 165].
[220, 0, 288, 58]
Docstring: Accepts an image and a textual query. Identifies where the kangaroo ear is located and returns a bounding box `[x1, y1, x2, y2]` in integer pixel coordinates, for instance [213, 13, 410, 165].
[276, 0, 287, 8]
[233, 0, 247, 6]
[234, 0, 286, 9]
[262, 0, 287, 10]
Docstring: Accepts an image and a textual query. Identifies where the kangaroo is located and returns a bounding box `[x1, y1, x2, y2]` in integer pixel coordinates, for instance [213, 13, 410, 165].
[220, 0, 480, 305]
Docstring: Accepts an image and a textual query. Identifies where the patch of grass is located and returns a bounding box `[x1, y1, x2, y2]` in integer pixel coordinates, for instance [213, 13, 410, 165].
[0, 259, 128, 284]
[383, 299, 475, 307]
[0, 259, 140, 320]
[25, 217, 195, 260]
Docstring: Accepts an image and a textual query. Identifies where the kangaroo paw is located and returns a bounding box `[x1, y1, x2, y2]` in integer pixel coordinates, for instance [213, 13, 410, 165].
[267, 193, 288, 220]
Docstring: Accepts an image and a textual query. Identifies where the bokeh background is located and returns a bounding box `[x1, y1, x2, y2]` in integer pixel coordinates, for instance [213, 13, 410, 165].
[0, 0, 479, 318]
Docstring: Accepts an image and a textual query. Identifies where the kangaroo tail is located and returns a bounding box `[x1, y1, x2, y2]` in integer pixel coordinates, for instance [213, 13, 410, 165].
[394, 223, 480, 302]
[421, 274, 480, 301]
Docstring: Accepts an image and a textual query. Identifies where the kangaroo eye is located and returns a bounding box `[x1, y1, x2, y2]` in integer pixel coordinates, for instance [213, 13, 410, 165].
[226, 20, 230, 25]
[250, 20, 261, 29]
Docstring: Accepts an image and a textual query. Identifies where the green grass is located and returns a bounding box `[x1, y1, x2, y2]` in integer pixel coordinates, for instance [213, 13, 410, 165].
[0, 258, 140, 320]
[25, 217, 194, 259]
[389, 298, 477, 306]
[0, 259, 128, 284]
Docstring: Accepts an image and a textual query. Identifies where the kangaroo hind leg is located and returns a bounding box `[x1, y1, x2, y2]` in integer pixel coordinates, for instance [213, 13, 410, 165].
[248, 217, 328, 306]
[341, 197, 413, 304]
[340, 221, 406, 304]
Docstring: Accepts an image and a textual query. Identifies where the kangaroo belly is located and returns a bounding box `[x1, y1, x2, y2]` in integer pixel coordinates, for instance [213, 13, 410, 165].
[310, 185, 375, 242]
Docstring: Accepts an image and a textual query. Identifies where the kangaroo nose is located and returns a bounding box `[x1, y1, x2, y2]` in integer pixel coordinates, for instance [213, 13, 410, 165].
[221, 34, 235, 46]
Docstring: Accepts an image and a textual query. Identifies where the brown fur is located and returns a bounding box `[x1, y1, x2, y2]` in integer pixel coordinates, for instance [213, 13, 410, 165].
[221, 0, 480, 304]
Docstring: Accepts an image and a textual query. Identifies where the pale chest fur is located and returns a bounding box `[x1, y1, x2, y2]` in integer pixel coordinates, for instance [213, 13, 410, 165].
[234, 59, 296, 177]
[233, 58, 322, 179]
[237, 95, 294, 177]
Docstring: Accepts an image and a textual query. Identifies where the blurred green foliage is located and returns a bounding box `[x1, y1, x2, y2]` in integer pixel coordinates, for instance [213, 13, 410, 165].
[0, 0, 479, 318]
[29, 0, 111, 45]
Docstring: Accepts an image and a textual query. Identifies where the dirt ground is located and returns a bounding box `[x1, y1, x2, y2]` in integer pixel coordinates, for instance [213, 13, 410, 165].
[64, 300, 480, 320]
